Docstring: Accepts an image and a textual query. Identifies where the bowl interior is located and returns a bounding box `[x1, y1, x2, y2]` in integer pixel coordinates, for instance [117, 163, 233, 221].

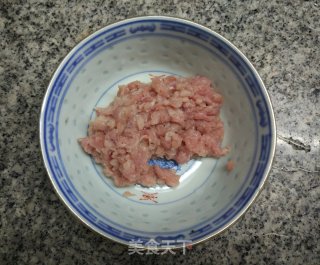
[41, 17, 275, 247]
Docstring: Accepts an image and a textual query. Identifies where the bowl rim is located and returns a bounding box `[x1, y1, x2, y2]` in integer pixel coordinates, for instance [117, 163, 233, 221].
[39, 15, 277, 249]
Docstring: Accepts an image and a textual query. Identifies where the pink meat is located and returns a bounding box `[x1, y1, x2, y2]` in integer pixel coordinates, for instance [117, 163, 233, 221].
[79, 75, 228, 187]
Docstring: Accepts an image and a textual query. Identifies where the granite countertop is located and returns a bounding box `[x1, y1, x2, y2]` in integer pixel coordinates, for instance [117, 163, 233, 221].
[1, 0, 319, 264]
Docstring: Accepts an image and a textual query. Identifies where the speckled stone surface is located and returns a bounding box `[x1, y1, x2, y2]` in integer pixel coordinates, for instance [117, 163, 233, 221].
[1, 1, 319, 264]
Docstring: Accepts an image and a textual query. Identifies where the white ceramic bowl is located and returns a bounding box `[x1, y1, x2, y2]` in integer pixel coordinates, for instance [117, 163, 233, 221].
[40, 16, 276, 248]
